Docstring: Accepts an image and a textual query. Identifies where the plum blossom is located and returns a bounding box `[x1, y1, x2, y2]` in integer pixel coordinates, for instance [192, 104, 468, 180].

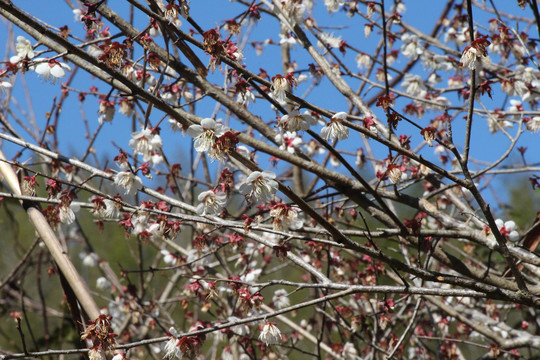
[279, 110, 316, 132]
[80, 252, 99, 267]
[196, 190, 227, 216]
[355, 53, 371, 69]
[400, 34, 423, 60]
[114, 171, 143, 195]
[162, 327, 182, 359]
[342, 342, 360, 359]
[59, 202, 79, 224]
[15, 36, 34, 59]
[526, 116, 540, 133]
[96, 277, 111, 291]
[279, 33, 297, 46]
[270, 74, 291, 103]
[321, 112, 349, 141]
[275, 131, 303, 153]
[0, 80, 13, 94]
[187, 118, 227, 159]
[269, 202, 302, 231]
[129, 127, 163, 162]
[318, 32, 342, 49]
[98, 99, 115, 124]
[272, 289, 290, 309]
[324, 0, 345, 13]
[485, 219, 520, 247]
[259, 322, 282, 345]
[239, 171, 278, 202]
[401, 74, 426, 96]
[32, 58, 71, 83]
[280, 0, 310, 23]
[161, 250, 179, 265]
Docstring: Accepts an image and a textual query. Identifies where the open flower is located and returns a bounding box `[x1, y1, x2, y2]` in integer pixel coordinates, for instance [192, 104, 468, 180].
[15, 36, 34, 59]
[114, 171, 143, 195]
[272, 289, 290, 309]
[32, 58, 71, 83]
[275, 131, 303, 154]
[162, 327, 182, 359]
[400, 34, 423, 60]
[196, 190, 227, 216]
[239, 171, 278, 202]
[279, 110, 316, 132]
[187, 118, 227, 158]
[321, 112, 349, 141]
[269, 202, 302, 231]
[259, 322, 282, 345]
[401, 74, 425, 96]
[129, 127, 163, 162]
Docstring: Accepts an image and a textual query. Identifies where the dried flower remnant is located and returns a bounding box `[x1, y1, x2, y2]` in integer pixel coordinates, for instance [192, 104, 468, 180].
[98, 41, 126, 68]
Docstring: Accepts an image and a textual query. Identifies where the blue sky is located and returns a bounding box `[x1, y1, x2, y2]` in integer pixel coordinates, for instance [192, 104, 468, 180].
[0, 0, 538, 210]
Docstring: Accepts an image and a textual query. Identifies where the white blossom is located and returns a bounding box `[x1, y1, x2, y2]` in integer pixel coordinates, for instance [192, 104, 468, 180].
[259, 322, 282, 345]
[321, 112, 349, 141]
[275, 131, 303, 154]
[318, 32, 342, 49]
[32, 58, 71, 83]
[280, 111, 317, 132]
[400, 34, 423, 60]
[114, 171, 143, 195]
[161, 249, 178, 265]
[401, 74, 426, 96]
[324, 0, 345, 13]
[271, 75, 289, 103]
[196, 190, 227, 216]
[355, 53, 371, 69]
[0, 80, 12, 94]
[342, 342, 360, 360]
[15, 36, 34, 59]
[239, 171, 278, 202]
[270, 203, 302, 231]
[80, 252, 99, 267]
[89, 348, 106, 360]
[187, 118, 227, 155]
[129, 128, 163, 161]
[59, 203, 77, 224]
[460, 46, 480, 70]
[279, 33, 297, 46]
[73, 9, 83, 22]
[96, 277, 111, 290]
[162, 327, 182, 359]
[272, 289, 290, 309]
[527, 116, 540, 133]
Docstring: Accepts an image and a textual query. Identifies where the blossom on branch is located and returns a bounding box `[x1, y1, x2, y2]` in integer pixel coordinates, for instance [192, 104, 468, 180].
[196, 190, 227, 216]
[321, 112, 349, 141]
[239, 171, 278, 202]
[187, 118, 228, 159]
[259, 322, 282, 345]
[114, 171, 143, 195]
